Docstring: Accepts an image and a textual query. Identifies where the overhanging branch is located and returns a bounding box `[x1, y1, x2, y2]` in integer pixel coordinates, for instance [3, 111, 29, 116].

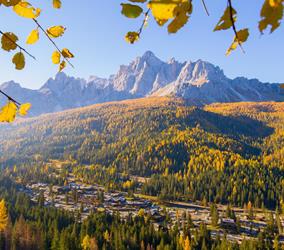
[33, 19, 74, 68]
[0, 30, 36, 60]
[227, 0, 245, 53]
[0, 89, 21, 106]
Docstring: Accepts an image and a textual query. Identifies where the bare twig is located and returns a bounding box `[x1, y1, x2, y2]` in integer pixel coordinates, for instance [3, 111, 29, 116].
[227, 0, 245, 53]
[0, 89, 21, 106]
[138, 9, 150, 36]
[0, 30, 36, 60]
[33, 18, 74, 68]
[201, 0, 210, 16]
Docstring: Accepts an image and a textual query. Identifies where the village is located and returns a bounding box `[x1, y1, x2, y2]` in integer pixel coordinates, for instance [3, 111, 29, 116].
[19, 169, 284, 245]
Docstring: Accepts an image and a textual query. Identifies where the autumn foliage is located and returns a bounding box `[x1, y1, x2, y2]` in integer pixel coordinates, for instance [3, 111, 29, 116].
[121, 0, 283, 55]
[0, 199, 8, 232]
[0, 0, 75, 120]
[0, 0, 74, 71]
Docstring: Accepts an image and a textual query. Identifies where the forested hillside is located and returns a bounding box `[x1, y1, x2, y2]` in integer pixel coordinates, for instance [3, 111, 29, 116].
[0, 97, 283, 209]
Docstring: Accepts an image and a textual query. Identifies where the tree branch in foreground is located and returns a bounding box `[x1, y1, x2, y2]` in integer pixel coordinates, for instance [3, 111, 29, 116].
[201, 0, 210, 16]
[33, 18, 74, 68]
[227, 0, 245, 53]
[137, 9, 150, 37]
[0, 89, 21, 106]
[0, 30, 36, 60]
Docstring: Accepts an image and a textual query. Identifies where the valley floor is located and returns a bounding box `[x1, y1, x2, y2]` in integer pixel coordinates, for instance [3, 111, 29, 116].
[19, 165, 284, 246]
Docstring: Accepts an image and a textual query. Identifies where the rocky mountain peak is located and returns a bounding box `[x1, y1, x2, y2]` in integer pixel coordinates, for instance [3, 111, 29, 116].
[0, 81, 22, 90]
[1, 51, 283, 116]
[131, 51, 163, 71]
[175, 60, 227, 87]
[41, 73, 86, 94]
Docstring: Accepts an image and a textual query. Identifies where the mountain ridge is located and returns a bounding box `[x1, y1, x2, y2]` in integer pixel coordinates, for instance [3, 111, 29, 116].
[1, 51, 283, 116]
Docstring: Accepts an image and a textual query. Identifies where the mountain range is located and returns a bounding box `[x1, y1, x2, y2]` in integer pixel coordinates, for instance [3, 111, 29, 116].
[1, 51, 283, 116]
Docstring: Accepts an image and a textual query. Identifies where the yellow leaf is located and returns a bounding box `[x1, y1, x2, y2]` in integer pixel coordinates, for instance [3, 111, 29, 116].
[226, 29, 249, 56]
[0, 0, 20, 7]
[12, 52, 25, 70]
[148, 0, 191, 31]
[259, 0, 283, 33]
[52, 51, 61, 64]
[148, 0, 177, 26]
[0, 101, 17, 123]
[53, 0, 61, 9]
[13, 1, 41, 19]
[46, 26, 66, 38]
[214, 6, 237, 31]
[59, 60, 66, 72]
[125, 31, 140, 44]
[167, 1, 192, 33]
[121, 3, 143, 18]
[18, 103, 31, 116]
[168, 11, 188, 33]
[61, 48, 74, 58]
[1, 32, 18, 51]
[26, 29, 39, 44]
[280, 83, 284, 89]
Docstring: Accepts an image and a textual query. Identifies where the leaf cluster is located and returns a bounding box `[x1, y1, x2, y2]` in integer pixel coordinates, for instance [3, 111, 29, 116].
[0, 0, 74, 71]
[120, 0, 284, 55]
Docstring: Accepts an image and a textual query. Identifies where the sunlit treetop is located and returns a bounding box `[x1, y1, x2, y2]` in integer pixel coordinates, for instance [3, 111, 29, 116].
[0, 199, 8, 232]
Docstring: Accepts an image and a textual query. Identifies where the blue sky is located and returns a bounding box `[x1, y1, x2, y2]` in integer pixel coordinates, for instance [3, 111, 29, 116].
[0, 0, 283, 89]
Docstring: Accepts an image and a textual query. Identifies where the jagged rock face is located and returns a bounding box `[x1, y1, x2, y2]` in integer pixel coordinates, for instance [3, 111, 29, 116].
[111, 51, 183, 96]
[0, 51, 283, 116]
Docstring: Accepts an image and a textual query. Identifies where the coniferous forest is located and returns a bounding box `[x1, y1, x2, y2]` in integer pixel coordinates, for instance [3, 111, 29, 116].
[0, 98, 283, 208]
[0, 97, 284, 249]
[0, 174, 282, 250]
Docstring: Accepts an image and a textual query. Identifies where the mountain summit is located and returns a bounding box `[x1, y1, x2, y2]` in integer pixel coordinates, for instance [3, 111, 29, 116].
[1, 51, 283, 116]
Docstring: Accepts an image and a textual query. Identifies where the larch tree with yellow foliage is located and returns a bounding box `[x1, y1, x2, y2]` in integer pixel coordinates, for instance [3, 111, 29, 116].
[0, 199, 8, 232]
[184, 236, 191, 250]
[81, 235, 91, 250]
